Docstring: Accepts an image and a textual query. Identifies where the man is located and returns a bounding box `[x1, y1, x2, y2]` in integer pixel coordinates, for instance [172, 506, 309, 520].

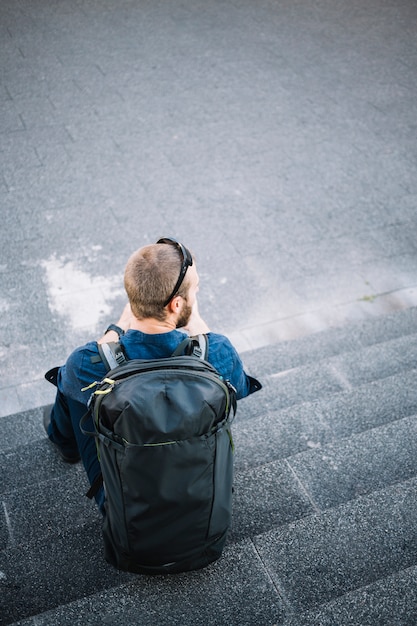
[44, 237, 259, 514]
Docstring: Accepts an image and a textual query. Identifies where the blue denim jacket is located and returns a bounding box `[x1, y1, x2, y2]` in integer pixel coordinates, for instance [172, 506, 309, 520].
[58, 329, 255, 404]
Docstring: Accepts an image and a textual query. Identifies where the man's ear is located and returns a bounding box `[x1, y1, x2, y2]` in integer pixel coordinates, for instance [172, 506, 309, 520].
[167, 295, 182, 314]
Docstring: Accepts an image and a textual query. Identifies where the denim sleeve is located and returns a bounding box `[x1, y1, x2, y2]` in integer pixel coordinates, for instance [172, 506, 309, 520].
[58, 342, 107, 406]
[206, 333, 255, 400]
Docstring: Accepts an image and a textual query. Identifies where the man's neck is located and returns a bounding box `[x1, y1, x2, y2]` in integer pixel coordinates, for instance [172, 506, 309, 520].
[130, 317, 177, 334]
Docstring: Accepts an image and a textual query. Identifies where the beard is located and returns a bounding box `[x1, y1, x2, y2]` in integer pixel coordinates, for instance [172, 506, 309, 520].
[176, 300, 193, 328]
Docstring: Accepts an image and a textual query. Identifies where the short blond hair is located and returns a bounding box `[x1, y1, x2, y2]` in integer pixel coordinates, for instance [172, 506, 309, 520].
[124, 244, 192, 321]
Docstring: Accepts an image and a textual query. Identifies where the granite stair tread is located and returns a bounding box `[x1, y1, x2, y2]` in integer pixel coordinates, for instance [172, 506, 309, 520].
[1, 309, 417, 625]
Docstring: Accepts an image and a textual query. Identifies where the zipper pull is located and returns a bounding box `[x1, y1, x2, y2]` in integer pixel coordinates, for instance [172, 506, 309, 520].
[81, 377, 116, 393]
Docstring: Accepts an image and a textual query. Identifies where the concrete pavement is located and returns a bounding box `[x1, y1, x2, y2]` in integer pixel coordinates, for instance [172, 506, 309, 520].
[1, 0, 417, 419]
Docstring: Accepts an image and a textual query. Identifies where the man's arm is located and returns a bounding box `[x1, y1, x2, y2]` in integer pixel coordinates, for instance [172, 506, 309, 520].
[181, 300, 210, 335]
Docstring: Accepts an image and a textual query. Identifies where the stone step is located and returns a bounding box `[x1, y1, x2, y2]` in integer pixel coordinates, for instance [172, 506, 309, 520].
[2, 408, 416, 624]
[233, 368, 417, 471]
[283, 565, 417, 626]
[253, 477, 417, 617]
[6, 478, 417, 626]
[241, 306, 417, 379]
[241, 329, 417, 419]
[5, 538, 286, 626]
[231, 413, 417, 542]
[2, 309, 417, 624]
[7, 398, 415, 562]
[2, 364, 416, 502]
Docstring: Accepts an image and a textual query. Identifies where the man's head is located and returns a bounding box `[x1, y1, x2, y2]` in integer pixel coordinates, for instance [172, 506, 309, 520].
[124, 238, 199, 326]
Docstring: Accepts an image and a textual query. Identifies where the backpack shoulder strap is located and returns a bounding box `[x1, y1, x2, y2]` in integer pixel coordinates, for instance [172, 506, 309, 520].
[97, 341, 127, 371]
[83, 340, 126, 501]
[172, 334, 208, 360]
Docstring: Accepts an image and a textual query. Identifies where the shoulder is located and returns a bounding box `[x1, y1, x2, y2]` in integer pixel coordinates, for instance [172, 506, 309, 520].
[59, 341, 107, 401]
[65, 341, 101, 370]
[206, 332, 253, 400]
[206, 332, 243, 375]
[206, 332, 236, 356]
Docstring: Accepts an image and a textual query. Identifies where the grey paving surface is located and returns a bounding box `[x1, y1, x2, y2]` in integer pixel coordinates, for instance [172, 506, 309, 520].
[1, 0, 417, 418]
[1, 0, 417, 624]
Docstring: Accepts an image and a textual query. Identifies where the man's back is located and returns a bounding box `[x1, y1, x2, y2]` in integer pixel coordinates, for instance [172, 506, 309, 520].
[59, 329, 252, 407]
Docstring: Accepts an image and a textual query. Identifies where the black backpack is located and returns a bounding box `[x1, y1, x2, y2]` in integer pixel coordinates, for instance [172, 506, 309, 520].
[81, 335, 237, 575]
